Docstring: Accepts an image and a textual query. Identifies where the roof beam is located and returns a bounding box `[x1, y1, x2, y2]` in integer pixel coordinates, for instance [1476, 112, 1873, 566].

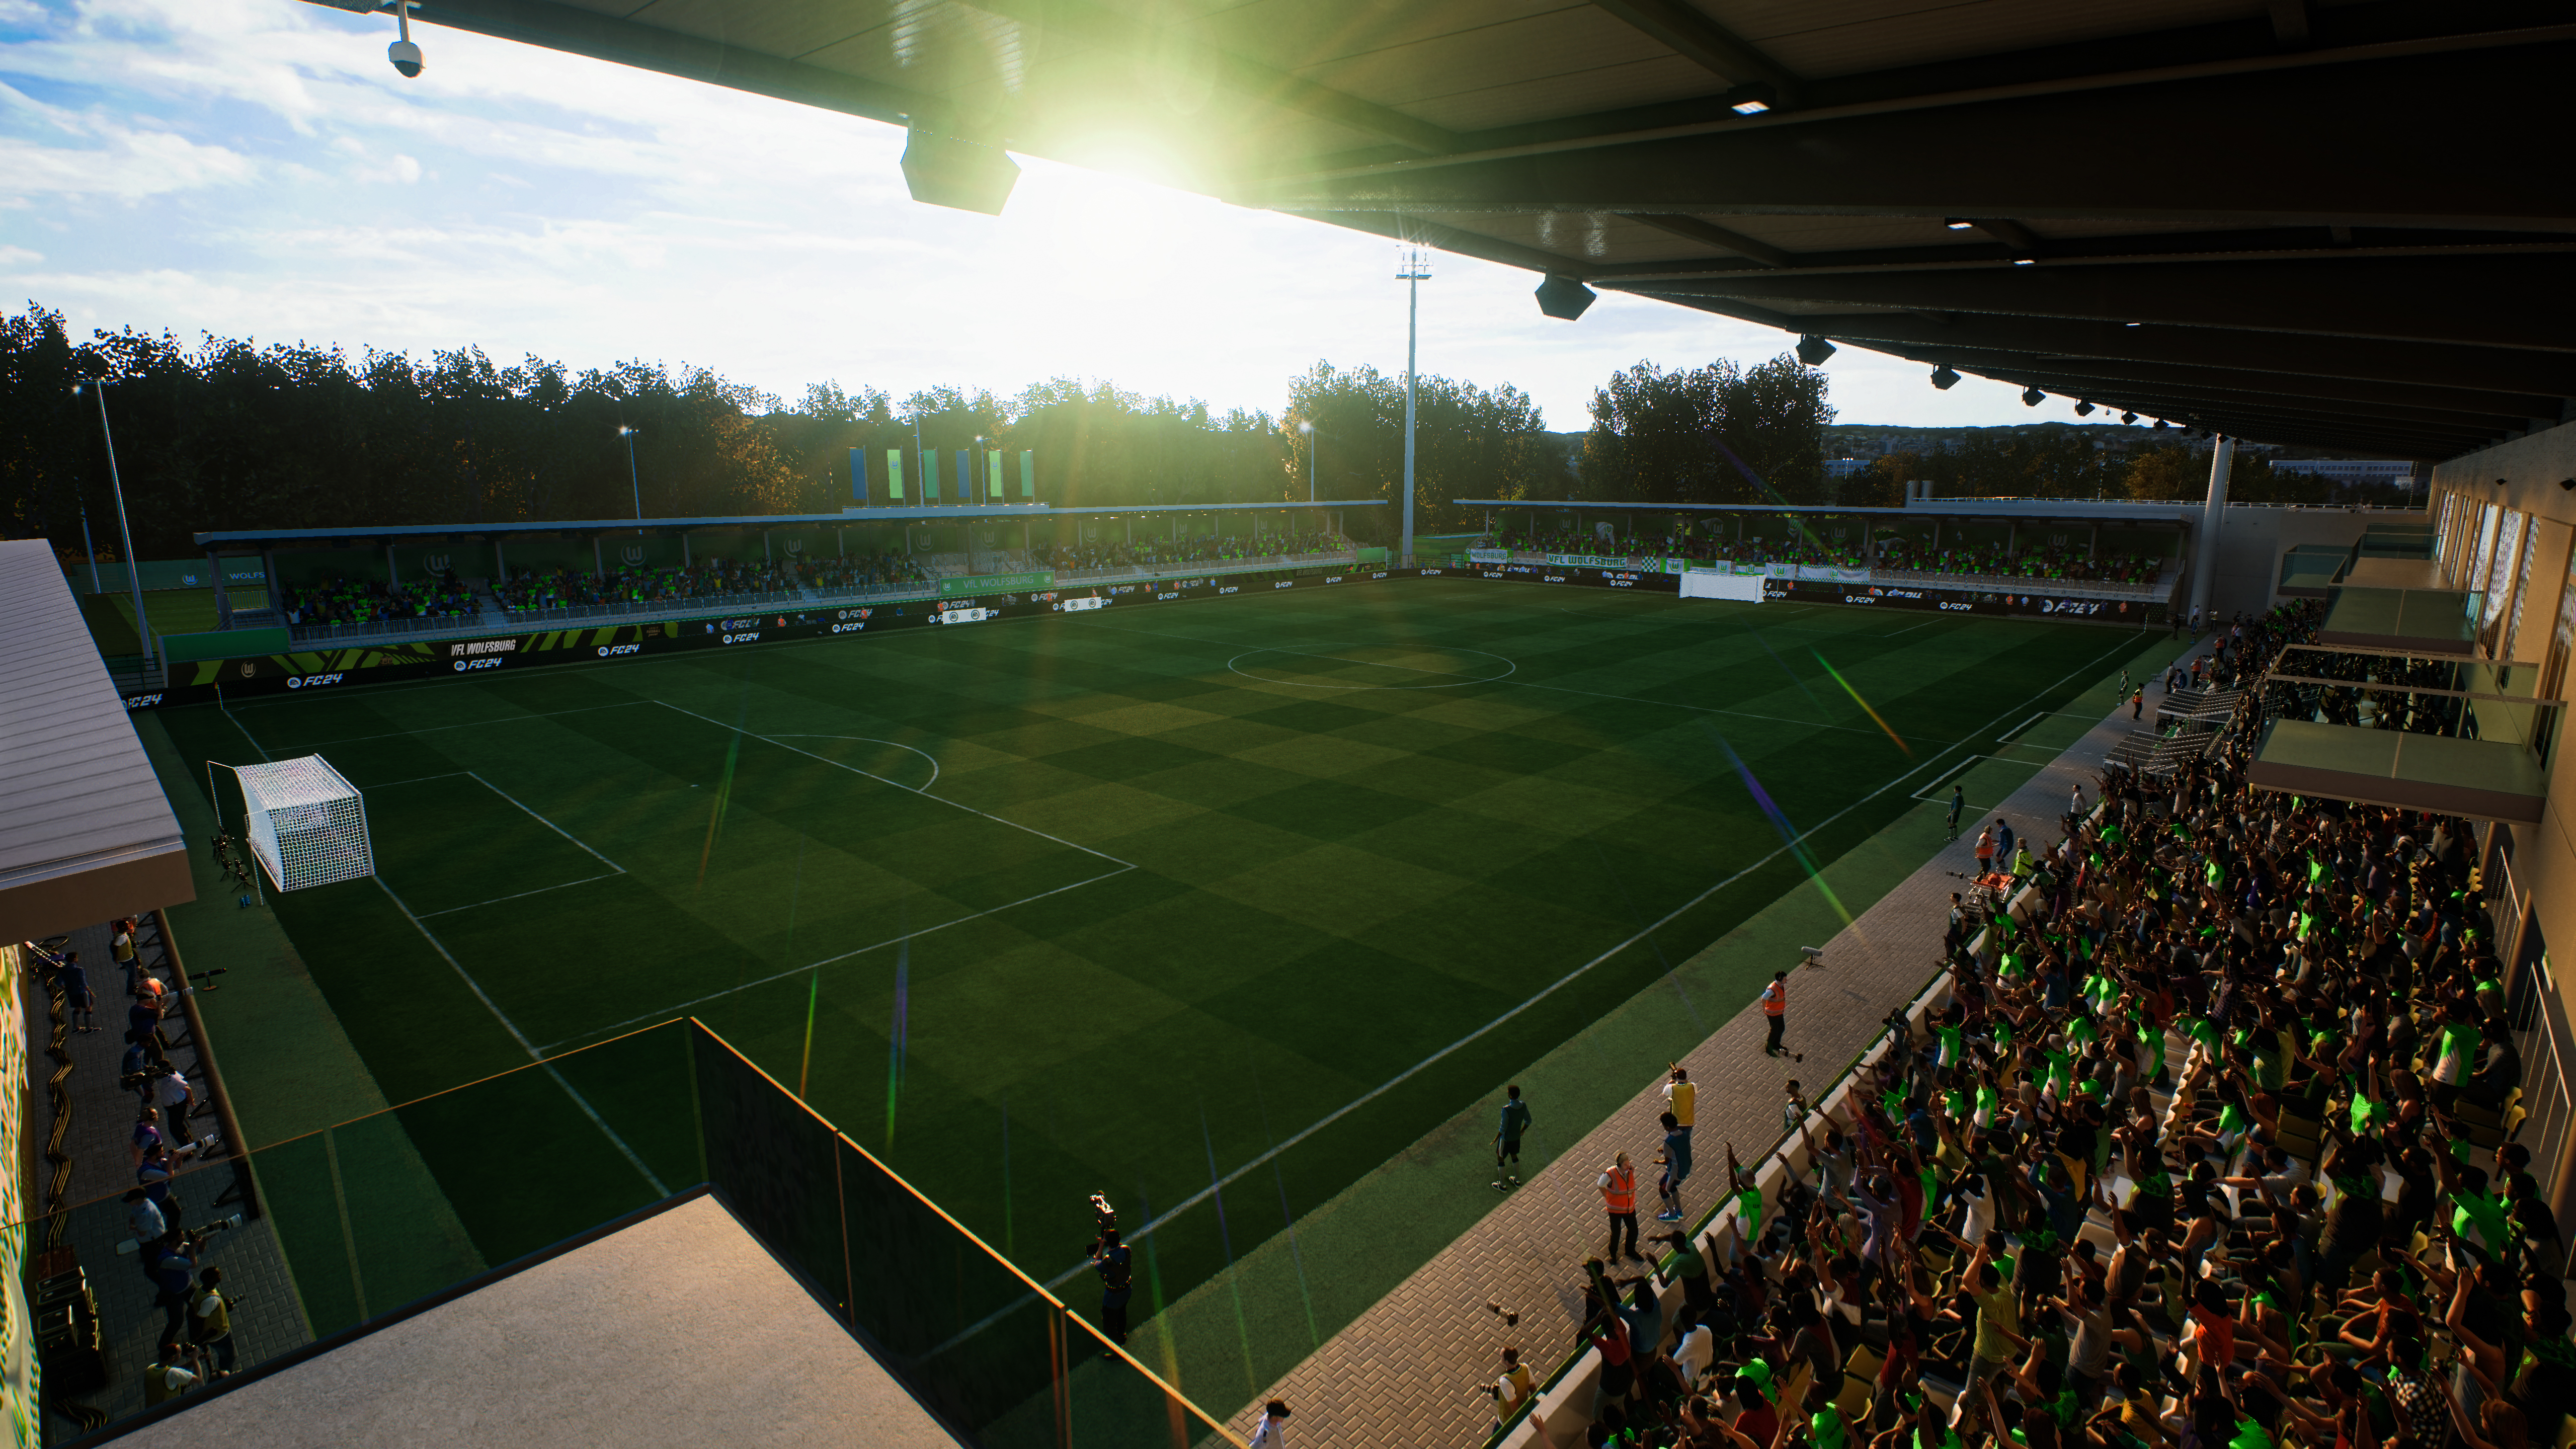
[1269, 12, 2574, 186]
[1329, 212, 1590, 278]
[1614, 254, 2576, 353]
[1864, 348, 2554, 426]
[1624, 214, 1793, 268]
[401, 0, 1458, 159]
[405, 0, 932, 128]
[1588, 0, 1801, 99]
[1587, 228, 2576, 283]
[1257, 41, 2576, 231]
[1711, 309, 2576, 398]
[1968, 219, 2043, 256]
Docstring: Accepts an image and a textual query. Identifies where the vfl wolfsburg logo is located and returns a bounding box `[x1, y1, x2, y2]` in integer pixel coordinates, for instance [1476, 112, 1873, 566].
[622, 545, 645, 564]
[785, 538, 806, 554]
[427, 553, 451, 572]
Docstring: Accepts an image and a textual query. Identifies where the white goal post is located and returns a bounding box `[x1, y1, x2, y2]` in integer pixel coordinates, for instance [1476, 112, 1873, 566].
[208, 757, 375, 893]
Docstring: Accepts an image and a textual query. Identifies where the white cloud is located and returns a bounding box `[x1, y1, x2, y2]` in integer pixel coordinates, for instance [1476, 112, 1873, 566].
[0, 0, 2063, 429]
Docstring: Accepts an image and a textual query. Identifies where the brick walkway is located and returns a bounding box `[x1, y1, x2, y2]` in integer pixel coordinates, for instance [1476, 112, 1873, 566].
[1230, 698, 2150, 1446]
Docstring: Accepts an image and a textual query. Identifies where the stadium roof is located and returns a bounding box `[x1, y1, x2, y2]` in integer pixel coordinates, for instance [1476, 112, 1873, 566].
[0, 540, 194, 940]
[329, 0, 2576, 463]
[1458, 498, 2192, 521]
[194, 499, 1386, 550]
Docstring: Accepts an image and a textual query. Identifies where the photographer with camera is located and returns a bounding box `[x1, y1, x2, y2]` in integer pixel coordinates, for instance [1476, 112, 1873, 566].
[189, 1266, 237, 1377]
[142, 1340, 202, 1407]
[1086, 1195, 1132, 1348]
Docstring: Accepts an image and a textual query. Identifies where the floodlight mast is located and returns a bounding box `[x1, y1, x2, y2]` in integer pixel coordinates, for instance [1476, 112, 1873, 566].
[618, 425, 642, 533]
[1397, 246, 1432, 567]
[72, 381, 150, 666]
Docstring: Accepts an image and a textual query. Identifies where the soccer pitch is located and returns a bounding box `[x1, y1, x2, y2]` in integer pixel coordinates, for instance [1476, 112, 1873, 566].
[153, 578, 2145, 1324]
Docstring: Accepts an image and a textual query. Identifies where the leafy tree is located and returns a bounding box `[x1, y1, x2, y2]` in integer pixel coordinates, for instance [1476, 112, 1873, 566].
[1576, 354, 1831, 505]
[1281, 362, 1546, 537]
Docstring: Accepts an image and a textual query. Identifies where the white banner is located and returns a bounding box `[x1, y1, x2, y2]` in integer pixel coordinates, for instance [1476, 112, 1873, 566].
[1681, 570, 1765, 602]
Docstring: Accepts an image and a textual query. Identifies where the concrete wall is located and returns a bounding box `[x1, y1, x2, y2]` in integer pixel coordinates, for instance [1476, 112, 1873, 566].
[2201, 504, 2430, 621]
[2427, 420, 2576, 1238]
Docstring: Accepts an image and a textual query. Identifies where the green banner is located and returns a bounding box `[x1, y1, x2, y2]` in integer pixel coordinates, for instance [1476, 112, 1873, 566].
[938, 571, 1052, 598]
[73, 558, 265, 594]
[165, 626, 288, 662]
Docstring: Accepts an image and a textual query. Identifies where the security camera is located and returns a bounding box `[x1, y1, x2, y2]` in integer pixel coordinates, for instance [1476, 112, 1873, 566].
[387, 1, 423, 78]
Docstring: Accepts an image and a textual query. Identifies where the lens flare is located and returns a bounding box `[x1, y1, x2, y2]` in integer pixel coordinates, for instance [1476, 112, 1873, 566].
[886, 936, 909, 1145]
[1201, 1106, 1256, 1395]
[797, 965, 822, 1098]
[1706, 726, 1852, 927]
[1746, 629, 1821, 711]
[694, 732, 741, 893]
[1810, 650, 1911, 756]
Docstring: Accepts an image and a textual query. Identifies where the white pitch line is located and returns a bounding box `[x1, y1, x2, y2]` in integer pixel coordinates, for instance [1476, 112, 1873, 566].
[366, 772, 470, 790]
[374, 876, 668, 1196]
[1882, 620, 1938, 637]
[653, 701, 1135, 870]
[539, 863, 1137, 1052]
[466, 772, 625, 873]
[1035, 629, 2145, 1280]
[418, 872, 623, 918]
[215, 685, 273, 762]
[1511, 679, 1915, 739]
[251, 699, 655, 747]
[764, 734, 942, 792]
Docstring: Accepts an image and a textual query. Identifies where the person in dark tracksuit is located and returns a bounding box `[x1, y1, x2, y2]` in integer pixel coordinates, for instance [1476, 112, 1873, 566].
[1494, 1085, 1532, 1190]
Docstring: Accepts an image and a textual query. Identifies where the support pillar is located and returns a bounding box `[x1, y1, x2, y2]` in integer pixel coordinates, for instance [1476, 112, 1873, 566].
[594, 536, 604, 578]
[387, 543, 399, 589]
[682, 533, 691, 569]
[2189, 437, 2234, 626]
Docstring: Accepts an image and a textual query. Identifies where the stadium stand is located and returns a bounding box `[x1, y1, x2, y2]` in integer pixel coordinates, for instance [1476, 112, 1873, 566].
[1483, 599, 2569, 1449]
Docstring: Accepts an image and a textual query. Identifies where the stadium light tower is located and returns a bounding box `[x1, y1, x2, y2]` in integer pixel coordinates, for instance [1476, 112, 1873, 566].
[618, 425, 643, 533]
[1397, 245, 1432, 566]
[1300, 420, 1315, 503]
[70, 379, 150, 665]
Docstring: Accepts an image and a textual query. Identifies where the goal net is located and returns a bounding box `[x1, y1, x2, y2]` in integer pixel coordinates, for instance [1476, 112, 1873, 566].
[233, 756, 374, 892]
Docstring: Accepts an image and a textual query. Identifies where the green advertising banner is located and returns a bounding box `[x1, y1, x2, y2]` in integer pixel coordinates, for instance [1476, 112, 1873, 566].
[937, 571, 1053, 598]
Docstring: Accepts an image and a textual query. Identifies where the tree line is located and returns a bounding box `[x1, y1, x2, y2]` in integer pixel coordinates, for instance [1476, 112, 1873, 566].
[1, 300, 1853, 561]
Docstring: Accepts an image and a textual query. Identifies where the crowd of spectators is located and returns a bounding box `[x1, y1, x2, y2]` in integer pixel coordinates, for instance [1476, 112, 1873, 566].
[1877, 539, 2167, 586]
[494, 553, 924, 611]
[23, 922, 237, 1408]
[284, 574, 476, 627]
[1470, 529, 2168, 584]
[1036, 531, 1350, 572]
[1527, 598, 2573, 1449]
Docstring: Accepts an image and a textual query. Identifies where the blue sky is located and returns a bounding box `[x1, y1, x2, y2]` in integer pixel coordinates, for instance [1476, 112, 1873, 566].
[1, 0, 2063, 432]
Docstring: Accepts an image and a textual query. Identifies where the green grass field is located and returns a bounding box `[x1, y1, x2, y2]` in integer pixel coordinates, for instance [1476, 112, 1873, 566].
[152, 578, 2148, 1349]
[82, 587, 223, 655]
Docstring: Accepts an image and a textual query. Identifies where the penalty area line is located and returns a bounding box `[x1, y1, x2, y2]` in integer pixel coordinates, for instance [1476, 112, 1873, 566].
[417, 872, 623, 918]
[654, 700, 1132, 871]
[537, 863, 1139, 1053]
[373, 876, 668, 1197]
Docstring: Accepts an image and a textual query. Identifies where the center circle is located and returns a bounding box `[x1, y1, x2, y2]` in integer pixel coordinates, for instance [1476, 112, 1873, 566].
[1227, 643, 1516, 691]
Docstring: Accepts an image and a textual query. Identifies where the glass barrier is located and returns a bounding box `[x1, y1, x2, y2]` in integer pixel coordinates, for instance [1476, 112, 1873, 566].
[30, 1018, 1233, 1447]
[688, 1027, 1236, 1448]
